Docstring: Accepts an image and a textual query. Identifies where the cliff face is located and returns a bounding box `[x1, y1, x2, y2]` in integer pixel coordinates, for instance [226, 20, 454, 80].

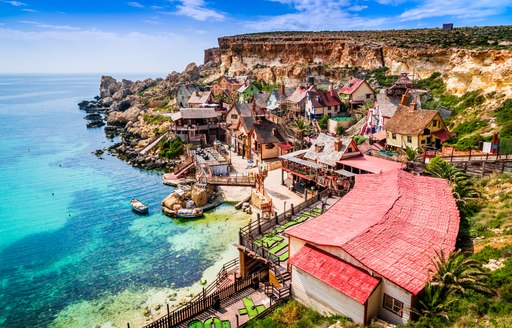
[208, 32, 512, 96]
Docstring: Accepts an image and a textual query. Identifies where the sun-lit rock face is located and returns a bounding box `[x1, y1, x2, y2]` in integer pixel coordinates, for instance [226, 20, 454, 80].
[205, 31, 512, 96]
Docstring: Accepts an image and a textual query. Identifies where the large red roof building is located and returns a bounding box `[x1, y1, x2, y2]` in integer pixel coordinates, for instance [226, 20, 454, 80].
[286, 169, 459, 325]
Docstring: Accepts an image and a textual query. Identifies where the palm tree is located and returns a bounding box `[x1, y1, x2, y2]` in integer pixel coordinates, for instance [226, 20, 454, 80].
[425, 156, 481, 209]
[295, 119, 309, 148]
[414, 249, 494, 321]
[430, 249, 494, 296]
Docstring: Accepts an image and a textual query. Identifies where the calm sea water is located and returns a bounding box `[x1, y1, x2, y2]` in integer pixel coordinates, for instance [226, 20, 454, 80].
[0, 75, 247, 327]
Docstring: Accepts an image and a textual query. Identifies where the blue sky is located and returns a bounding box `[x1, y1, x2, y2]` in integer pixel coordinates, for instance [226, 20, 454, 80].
[1, 0, 511, 74]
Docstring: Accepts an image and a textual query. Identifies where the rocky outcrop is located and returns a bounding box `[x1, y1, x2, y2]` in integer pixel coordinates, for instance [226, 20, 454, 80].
[209, 31, 512, 95]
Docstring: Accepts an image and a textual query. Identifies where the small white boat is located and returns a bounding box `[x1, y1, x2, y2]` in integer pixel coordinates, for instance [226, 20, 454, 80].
[131, 198, 149, 214]
[173, 208, 203, 219]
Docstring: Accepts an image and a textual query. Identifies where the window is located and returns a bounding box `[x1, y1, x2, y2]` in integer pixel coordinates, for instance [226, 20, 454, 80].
[383, 294, 403, 317]
[424, 128, 430, 135]
[366, 93, 372, 99]
[407, 136, 412, 143]
[231, 114, 238, 120]
[432, 120, 438, 127]
[392, 133, 396, 140]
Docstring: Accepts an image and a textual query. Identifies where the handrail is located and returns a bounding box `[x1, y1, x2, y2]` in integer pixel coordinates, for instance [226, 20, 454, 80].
[143, 266, 268, 328]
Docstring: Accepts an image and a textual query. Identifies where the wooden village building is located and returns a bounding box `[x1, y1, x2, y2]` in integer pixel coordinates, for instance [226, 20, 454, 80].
[339, 79, 375, 110]
[176, 83, 198, 108]
[386, 73, 414, 97]
[238, 82, 261, 103]
[280, 133, 403, 196]
[211, 76, 243, 97]
[363, 91, 400, 135]
[187, 90, 215, 108]
[286, 169, 460, 325]
[304, 89, 344, 119]
[168, 108, 223, 144]
[384, 102, 450, 151]
[284, 85, 316, 118]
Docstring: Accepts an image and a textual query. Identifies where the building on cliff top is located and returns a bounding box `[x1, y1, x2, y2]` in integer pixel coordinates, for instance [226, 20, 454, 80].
[286, 169, 460, 325]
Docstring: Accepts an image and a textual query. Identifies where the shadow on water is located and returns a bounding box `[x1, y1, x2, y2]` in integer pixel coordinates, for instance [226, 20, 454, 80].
[0, 187, 203, 327]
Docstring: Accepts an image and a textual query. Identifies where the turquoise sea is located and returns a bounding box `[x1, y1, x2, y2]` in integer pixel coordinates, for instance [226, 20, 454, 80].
[0, 75, 249, 327]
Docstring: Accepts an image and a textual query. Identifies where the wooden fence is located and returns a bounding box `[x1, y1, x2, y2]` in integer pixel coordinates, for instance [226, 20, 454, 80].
[142, 267, 267, 328]
[238, 189, 330, 265]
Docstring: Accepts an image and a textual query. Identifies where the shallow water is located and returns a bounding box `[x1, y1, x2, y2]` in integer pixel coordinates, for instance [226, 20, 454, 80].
[0, 75, 249, 327]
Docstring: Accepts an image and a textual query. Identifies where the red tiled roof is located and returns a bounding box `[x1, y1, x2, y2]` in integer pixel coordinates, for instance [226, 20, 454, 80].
[307, 90, 343, 108]
[433, 129, 451, 142]
[278, 143, 293, 150]
[337, 154, 403, 174]
[289, 245, 380, 304]
[286, 169, 459, 295]
[340, 79, 365, 95]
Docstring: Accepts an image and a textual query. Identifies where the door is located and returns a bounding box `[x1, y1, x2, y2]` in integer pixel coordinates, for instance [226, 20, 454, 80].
[435, 138, 441, 150]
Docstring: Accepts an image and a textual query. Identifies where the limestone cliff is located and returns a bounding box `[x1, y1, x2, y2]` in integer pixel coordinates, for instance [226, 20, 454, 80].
[206, 29, 512, 96]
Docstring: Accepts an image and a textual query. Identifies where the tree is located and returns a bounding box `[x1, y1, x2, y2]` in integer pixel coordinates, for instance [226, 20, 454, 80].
[414, 249, 494, 322]
[425, 157, 481, 209]
[430, 249, 494, 296]
[336, 123, 346, 136]
[318, 114, 329, 130]
[404, 146, 419, 162]
[295, 119, 309, 147]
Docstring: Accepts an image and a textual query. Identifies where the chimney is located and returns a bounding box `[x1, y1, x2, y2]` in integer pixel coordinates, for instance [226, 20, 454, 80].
[252, 97, 256, 116]
[272, 128, 277, 136]
[410, 101, 417, 111]
[334, 137, 343, 152]
[280, 84, 285, 95]
[195, 91, 200, 97]
[400, 93, 409, 106]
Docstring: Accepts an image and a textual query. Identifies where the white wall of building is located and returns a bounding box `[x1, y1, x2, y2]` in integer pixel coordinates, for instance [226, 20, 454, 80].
[292, 266, 366, 324]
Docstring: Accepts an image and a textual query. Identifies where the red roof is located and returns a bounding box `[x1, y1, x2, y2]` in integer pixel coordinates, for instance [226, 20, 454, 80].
[307, 90, 343, 108]
[286, 169, 459, 295]
[278, 143, 293, 150]
[340, 79, 365, 95]
[433, 129, 451, 142]
[289, 245, 380, 304]
[337, 154, 403, 174]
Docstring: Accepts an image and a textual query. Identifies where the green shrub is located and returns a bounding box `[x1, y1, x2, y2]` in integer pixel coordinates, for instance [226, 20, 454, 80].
[453, 119, 488, 137]
[159, 137, 184, 159]
[353, 135, 367, 145]
[455, 134, 485, 151]
[318, 114, 329, 130]
[495, 99, 512, 125]
[143, 114, 171, 125]
[472, 246, 502, 264]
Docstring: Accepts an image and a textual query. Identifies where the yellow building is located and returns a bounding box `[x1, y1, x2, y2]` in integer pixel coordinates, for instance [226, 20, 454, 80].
[384, 104, 450, 150]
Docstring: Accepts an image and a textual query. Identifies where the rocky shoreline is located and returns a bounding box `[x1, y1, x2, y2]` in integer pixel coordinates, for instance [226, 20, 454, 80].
[77, 62, 220, 171]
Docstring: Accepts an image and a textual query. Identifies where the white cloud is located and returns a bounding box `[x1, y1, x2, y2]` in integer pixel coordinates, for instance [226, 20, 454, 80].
[19, 20, 81, 30]
[0, 27, 209, 73]
[173, 0, 225, 21]
[21, 8, 36, 12]
[348, 5, 368, 11]
[399, 0, 512, 21]
[375, 0, 405, 5]
[248, 0, 388, 31]
[128, 2, 144, 8]
[2, 1, 27, 6]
